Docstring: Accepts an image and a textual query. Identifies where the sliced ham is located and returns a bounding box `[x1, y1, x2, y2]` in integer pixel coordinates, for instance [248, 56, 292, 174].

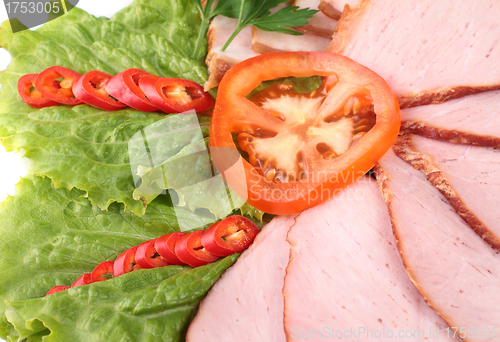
[293, 0, 338, 38]
[283, 177, 459, 342]
[328, 0, 500, 108]
[251, 27, 331, 54]
[376, 150, 500, 341]
[318, 0, 360, 20]
[185, 214, 297, 342]
[401, 90, 500, 147]
[204, 16, 258, 91]
[394, 134, 500, 250]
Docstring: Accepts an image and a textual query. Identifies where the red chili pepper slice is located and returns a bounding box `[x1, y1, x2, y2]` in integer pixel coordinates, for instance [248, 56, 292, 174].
[104, 68, 158, 112]
[46, 285, 70, 296]
[175, 230, 220, 267]
[139, 76, 213, 113]
[90, 260, 115, 282]
[154, 232, 186, 265]
[201, 215, 259, 257]
[135, 239, 170, 269]
[71, 273, 92, 287]
[113, 245, 142, 277]
[17, 74, 59, 108]
[73, 70, 127, 111]
[35, 66, 83, 105]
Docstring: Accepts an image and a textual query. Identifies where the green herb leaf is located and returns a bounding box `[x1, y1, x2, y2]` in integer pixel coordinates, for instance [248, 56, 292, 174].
[252, 6, 318, 35]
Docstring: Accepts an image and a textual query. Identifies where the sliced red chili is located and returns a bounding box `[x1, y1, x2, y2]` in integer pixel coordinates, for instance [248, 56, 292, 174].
[35, 66, 83, 105]
[17, 74, 59, 108]
[135, 239, 170, 269]
[154, 232, 186, 265]
[90, 260, 115, 282]
[46, 285, 70, 296]
[73, 70, 127, 111]
[175, 230, 220, 267]
[139, 76, 213, 113]
[201, 215, 259, 257]
[113, 245, 142, 277]
[71, 273, 92, 287]
[104, 68, 158, 112]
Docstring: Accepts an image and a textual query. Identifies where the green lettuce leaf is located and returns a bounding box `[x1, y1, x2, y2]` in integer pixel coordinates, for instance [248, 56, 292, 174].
[0, 176, 216, 339]
[0, 0, 208, 216]
[4, 255, 238, 342]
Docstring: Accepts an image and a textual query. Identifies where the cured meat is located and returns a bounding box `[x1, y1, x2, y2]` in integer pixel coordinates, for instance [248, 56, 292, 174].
[293, 0, 338, 38]
[318, 0, 360, 20]
[283, 177, 459, 342]
[185, 214, 297, 342]
[400, 90, 500, 147]
[376, 150, 500, 342]
[328, 0, 500, 108]
[394, 134, 500, 250]
[204, 16, 258, 91]
[251, 27, 331, 54]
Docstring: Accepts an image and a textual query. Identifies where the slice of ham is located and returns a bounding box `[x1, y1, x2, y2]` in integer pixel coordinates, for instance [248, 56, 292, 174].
[328, 0, 500, 108]
[204, 16, 258, 91]
[283, 177, 459, 341]
[319, 0, 360, 20]
[394, 134, 500, 250]
[376, 150, 500, 341]
[401, 90, 500, 147]
[293, 0, 338, 38]
[251, 27, 331, 54]
[185, 214, 297, 342]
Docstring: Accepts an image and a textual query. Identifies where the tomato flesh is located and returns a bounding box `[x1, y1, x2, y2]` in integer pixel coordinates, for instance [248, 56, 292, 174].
[135, 239, 170, 269]
[201, 215, 259, 257]
[17, 74, 59, 108]
[35, 66, 84, 105]
[155, 232, 186, 265]
[175, 230, 219, 267]
[90, 260, 115, 282]
[210, 52, 400, 215]
[139, 76, 213, 113]
[104, 68, 158, 112]
[73, 70, 127, 111]
[113, 245, 142, 277]
[71, 273, 92, 287]
[46, 285, 70, 296]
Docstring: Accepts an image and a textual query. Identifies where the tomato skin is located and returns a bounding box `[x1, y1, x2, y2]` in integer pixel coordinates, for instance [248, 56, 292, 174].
[201, 216, 259, 257]
[71, 273, 92, 287]
[139, 76, 213, 113]
[135, 239, 170, 269]
[35, 66, 84, 105]
[46, 285, 70, 296]
[210, 52, 400, 215]
[104, 68, 158, 112]
[17, 74, 59, 108]
[73, 70, 127, 111]
[175, 231, 220, 267]
[155, 232, 186, 265]
[90, 260, 115, 282]
[113, 245, 141, 277]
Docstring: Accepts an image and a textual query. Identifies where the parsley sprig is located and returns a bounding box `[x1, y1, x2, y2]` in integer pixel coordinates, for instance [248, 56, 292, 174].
[190, 0, 318, 60]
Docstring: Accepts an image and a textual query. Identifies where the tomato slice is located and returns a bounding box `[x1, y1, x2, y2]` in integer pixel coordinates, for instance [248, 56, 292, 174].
[46, 285, 70, 296]
[201, 215, 259, 257]
[71, 273, 92, 287]
[139, 75, 213, 113]
[175, 230, 220, 267]
[155, 232, 186, 265]
[73, 70, 127, 111]
[135, 239, 170, 269]
[104, 68, 158, 112]
[90, 260, 115, 282]
[17, 74, 59, 108]
[210, 52, 400, 215]
[113, 245, 142, 277]
[35, 66, 84, 105]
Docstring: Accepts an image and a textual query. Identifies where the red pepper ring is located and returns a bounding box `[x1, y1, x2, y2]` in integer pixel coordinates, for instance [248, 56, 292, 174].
[155, 232, 186, 265]
[46, 285, 70, 296]
[135, 239, 170, 269]
[139, 76, 213, 113]
[71, 273, 93, 287]
[175, 230, 220, 267]
[17, 74, 59, 108]
[73, 70, 127, 111]
[113, 245, 142, 277]
[35, 66, 84, 105]
[90, 260, 115, 282]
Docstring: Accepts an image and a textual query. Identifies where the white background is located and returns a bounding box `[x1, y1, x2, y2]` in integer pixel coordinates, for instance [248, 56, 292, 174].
[0, 0, 133, 204]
